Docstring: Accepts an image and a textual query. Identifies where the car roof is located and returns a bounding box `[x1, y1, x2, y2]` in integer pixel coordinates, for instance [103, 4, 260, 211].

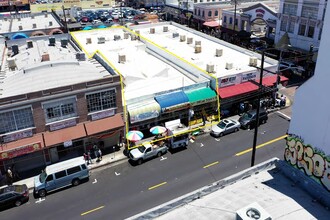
[0, 185, 27, 194]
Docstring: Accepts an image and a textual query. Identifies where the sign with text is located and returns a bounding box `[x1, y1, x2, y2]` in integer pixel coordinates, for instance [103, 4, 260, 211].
[242, 72, 257, 82]
[91, 109, 115, 121]
[219, 76, 236, 87]
[2, 129, 33, 143]
[0, 142, 42, 160]
[49, 118, 77, 131]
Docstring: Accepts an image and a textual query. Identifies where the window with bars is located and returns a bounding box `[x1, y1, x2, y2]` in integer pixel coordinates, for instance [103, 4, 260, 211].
[208, 11, 212, 17]
[307, 25, 315, 38]
[43, 97, 77, 123]
[0, 107, 34, 134]
[86, 90, 116, 113]
[283, 3, 298, 16]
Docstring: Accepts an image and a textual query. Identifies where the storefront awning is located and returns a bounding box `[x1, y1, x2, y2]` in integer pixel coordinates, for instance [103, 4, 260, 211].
[128, 100, 161, 124]
[44, 124, 86, 147]
[84, 114, 124, 136]
[0, 134, 45, 160]
[155, 91, 189, 113]
[260, 75, 289, 87]
[185, 87, 217, 106]
[218, 82, 259, 99]
[203, 21, 220, 27]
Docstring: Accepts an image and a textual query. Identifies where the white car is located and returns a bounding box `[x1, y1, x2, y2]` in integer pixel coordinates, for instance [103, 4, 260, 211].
[211, 119, 240, 137]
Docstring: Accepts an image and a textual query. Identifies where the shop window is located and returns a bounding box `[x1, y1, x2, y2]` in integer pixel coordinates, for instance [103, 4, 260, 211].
[288, 20, 295, 33]
[0, 107, 34, 134]
[307, 25, 315, 38]
[298, 24, 306, 36]
[223, 16, 227, 23]
[215, 10, 218, 17]
[229, 17, 232, 24]
[208, 11, 212, 17]
[43, 97, 77, 123]
[86, 89, 116, 113]
[280, 20, 288, 31]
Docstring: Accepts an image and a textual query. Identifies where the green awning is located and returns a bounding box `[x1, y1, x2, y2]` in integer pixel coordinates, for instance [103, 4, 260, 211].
[184, 87, 217, 106]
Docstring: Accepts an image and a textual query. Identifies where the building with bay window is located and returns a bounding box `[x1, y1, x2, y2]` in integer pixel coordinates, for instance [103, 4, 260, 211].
[0, 35, 124, 175]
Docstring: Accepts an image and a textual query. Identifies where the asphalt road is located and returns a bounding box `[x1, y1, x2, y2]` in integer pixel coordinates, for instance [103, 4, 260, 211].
[0, 112, 289, 220]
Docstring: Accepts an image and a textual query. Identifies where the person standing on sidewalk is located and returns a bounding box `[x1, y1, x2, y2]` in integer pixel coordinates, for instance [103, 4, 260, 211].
[98, 148, 102, 161]
[87, 150, 93, 164]
[6, 167, 13, 185]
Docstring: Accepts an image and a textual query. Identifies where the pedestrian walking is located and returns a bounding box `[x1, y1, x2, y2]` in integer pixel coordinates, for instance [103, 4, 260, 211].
[6, 167, 13, 185]
[98, 148, 102, 160]
[83, 152, 88, 162]
[87, 150, 93, 164]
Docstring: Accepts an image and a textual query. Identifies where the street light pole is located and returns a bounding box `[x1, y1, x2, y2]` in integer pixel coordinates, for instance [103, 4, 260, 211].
[251, 49, 265, 167]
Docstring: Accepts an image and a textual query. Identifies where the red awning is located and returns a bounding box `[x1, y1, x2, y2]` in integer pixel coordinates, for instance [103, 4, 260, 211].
[43, 124, 86, 147]
[261, 75, 289, 87]
[203, 21, 219, 27]
[84, 114, 124, 136]
[218, 82, 259, 99]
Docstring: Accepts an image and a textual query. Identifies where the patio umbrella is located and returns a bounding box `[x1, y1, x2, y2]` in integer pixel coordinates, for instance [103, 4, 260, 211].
[150, 126, 167, 135]
[126, 130, 144, 142]
[83, 26, 93, 30]
[97, 25, 107, 29]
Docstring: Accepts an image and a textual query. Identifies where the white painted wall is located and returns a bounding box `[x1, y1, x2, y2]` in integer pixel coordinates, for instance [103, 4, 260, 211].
[288, 1, 330, 154]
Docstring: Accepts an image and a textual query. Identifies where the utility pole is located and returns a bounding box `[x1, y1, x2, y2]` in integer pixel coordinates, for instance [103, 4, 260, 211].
[232, 0, 237, 31]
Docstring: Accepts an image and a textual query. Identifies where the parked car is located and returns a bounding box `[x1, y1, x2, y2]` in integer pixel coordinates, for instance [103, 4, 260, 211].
[279, 61, 305, 77]
[211, 119, 240, 137]
[0, 184, 29, 209]
[239, 108, 268, 129]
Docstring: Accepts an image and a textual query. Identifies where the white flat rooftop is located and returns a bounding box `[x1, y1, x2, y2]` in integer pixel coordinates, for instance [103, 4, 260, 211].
[0, 36, 109, 98]
[131, 23, 277, 79]
[0, 13, 60, 34]
[72, 28, 197, 101]
[129, 159, 330, 220]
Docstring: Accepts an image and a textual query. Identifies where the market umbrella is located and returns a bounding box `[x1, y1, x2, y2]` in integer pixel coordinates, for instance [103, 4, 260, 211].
[150, 126, 167, 135]
[83, 26, 93, 30]
[126, 130, 144, 142]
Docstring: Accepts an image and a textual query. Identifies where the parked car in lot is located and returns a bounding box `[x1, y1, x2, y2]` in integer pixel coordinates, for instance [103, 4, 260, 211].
[211, 119, 240, 137]
[239, 108, 268, 129]
[0, 184, 29, 209]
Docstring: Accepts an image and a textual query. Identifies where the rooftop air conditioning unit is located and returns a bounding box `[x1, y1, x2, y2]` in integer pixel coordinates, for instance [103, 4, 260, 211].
[49, 37, 56, 46]
[135, 30, 140, 35]
[163, 26, 168, 32]
[18, 25, 23, 31]
[18, 17, 21, 21]
[118, 54, 126, 63]
[216, 48, 223, 57]
[150, 28, 155, 34]
[195, 40, 201, 46]
[11, 45, 19, 55]
[131, 34, 137, 41]
[31, 15, 34, 19]
[86, 38, 92, 44]
[45, 13, 48, 18]
[27, 40, 33, 48]
[187, 37, 193, 44]
[206, 63, 215, 73]
[32, 23, 37, 28]
[226, 62, 233, 70]
[7, 57, 17, 70]
[195, 45, 202, 53]
[114, 35, 121, 41]
[249, 57, 258, 67]
[180, 35, 186, 42]
[98, 37, 105, 44]
[236, 202, 272, 220]
[76, 52, 86, 61]
[124, 32, 130, 39]
[41, 53, 50, 62]
[172, 33, 179, 38]
[61, 39, 68, 48]
[49, 21, 53, 26]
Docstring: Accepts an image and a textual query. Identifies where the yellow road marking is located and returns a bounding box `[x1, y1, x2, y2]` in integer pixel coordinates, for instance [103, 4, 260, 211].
[81, 206, 104, 216]
[148, 182, 167, 190]
[203, 161, 219, 169]
[235, 135, 288, 156]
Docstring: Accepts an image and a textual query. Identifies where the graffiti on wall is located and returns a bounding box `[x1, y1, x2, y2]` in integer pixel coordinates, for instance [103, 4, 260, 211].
[284, 135, 330, 191]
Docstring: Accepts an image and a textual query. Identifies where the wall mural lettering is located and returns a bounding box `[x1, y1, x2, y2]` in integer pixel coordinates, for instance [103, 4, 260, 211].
[284, 135, 330, 191]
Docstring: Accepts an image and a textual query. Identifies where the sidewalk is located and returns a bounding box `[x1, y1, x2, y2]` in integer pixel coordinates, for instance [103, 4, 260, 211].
[12, 146, 128, 192]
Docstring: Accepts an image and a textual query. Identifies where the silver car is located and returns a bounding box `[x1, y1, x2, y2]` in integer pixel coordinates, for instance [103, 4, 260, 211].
[211, 119, 240, 137]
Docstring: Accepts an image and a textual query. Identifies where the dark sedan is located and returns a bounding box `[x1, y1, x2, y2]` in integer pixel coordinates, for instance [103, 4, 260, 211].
[0, 184, 29, 209]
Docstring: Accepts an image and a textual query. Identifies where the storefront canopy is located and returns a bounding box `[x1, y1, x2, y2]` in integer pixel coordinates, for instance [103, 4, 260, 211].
[203, 21, 220, 28]
[43, 124, 86, 147]
[259, 75, 289, 87]
[11, 32, 29, 40]
[185, 87, 217, 106]
[218, 82, 259, 99]
[155, 91, 189, 113]
[128, 100, 161, 124]
[84, 114, 124, 136]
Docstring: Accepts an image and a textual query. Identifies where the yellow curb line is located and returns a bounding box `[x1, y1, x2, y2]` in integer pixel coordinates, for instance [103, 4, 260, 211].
[148, 182, 167, 190]
[81, 206, 105, 216]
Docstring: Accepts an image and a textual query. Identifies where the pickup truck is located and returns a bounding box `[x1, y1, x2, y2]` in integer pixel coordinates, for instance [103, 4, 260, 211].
[129, 142, 168, 165]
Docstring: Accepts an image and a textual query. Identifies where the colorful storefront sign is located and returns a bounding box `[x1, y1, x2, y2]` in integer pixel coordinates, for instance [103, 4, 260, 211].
[0, 142, 42, 160]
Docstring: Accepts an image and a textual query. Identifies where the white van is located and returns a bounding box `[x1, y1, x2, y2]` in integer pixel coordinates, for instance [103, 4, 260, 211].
[34, 157, 90, 197]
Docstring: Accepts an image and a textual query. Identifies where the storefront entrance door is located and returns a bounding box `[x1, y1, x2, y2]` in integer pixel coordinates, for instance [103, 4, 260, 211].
[49, 147, 59, 163]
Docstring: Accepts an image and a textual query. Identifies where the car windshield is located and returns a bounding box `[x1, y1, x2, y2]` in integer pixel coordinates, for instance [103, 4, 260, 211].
[39, 171, 47, 183]
[137, 146, 146, 153]
[217, 121, 226, 129]
[242, 112, 253, 120]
